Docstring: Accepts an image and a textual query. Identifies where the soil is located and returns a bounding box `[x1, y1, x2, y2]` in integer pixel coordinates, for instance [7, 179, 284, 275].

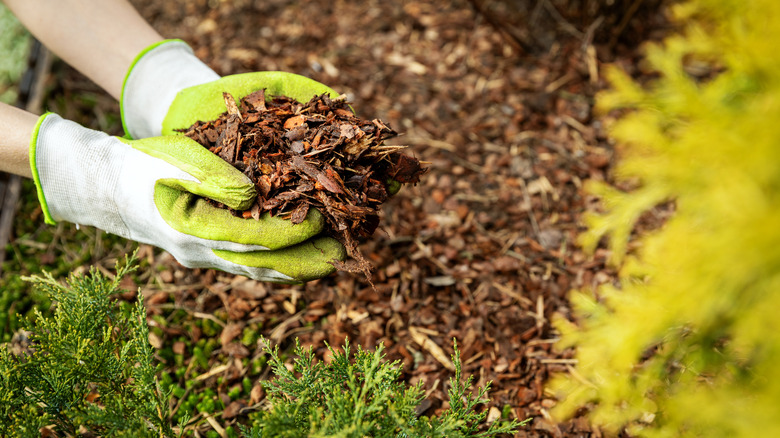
[44, 0, 675, 435]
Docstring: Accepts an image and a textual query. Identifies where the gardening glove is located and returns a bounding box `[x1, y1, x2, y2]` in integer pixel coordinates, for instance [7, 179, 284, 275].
[120, 39, 340, 138]
[29, 113, 345, 284]
[121, 39, 403, 195]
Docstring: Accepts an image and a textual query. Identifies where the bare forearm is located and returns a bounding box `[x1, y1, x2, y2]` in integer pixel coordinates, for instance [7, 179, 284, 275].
[0, 102, 38, 178]
[3, 0, 163, 100]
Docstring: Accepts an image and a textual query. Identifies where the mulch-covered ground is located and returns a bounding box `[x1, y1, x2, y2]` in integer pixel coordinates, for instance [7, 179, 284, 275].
[39, 0, 673, 435]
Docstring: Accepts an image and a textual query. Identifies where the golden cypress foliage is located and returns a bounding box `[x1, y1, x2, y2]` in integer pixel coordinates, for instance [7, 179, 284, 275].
[550, 1, 780, 436]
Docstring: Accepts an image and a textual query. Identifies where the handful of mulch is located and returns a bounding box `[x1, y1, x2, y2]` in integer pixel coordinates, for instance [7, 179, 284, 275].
[180, 90, 427, 281]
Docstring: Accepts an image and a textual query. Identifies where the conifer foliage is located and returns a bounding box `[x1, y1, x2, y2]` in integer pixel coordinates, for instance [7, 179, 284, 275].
[0, 255, 180, 437]
[0, 256, 522, 437]
[551, 1, 780, 436]
[246, 339, 522, 437]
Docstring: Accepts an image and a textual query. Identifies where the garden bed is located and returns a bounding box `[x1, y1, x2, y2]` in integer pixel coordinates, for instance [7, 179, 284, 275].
[4, 0, 673, 435]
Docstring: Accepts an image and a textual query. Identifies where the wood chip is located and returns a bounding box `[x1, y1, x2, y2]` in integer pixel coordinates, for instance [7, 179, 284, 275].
[409, 326, 455, 371]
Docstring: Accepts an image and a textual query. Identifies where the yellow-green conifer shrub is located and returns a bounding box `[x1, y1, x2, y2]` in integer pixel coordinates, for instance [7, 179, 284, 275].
[550, 1, 780, 436]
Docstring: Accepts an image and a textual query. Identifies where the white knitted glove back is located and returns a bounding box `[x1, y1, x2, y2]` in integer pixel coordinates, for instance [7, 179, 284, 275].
[121, 40, 219, 139]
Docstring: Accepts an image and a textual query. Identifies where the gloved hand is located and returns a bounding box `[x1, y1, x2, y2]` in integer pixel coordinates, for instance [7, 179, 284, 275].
[30, 112, 345, 284]
[120, 39, 340, 138]
[111, 39, 348, 282]
[121, 39, 400, 197]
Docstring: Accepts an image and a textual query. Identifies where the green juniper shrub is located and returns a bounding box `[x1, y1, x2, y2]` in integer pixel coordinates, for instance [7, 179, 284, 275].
[0, 253, 186, 437]
[0, 255, 526, 437]
[243, 338, 527, 438]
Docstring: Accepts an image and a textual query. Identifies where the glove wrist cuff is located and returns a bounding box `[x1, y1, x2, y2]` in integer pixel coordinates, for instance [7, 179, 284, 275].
[121, 39, 219, 139]
[29, 113, 55, 225]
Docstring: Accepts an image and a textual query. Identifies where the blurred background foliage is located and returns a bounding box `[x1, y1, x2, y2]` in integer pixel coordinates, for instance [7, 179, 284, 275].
[0, 3, 30, 104]
[552, 0, 780, 436]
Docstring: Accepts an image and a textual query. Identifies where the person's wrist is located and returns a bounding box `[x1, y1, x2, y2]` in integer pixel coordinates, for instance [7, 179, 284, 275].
[121, 39, 220, 139]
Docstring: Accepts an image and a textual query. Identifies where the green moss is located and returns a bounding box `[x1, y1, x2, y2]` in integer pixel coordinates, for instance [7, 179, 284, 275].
[241, 325, 260, 347]
[201, 318, 219, 337]
[242, 376, 252, 395]
[251, 356, 267, 374]
[502, 404, 513, 419]
[172, 385, 186, 399]
[192, 346, 209, 370]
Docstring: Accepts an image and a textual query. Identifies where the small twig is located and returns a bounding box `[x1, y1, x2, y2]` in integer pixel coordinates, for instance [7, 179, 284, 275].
[545, 72, 577, 93]
[268, 309, 305, 343]
[542, 0, 584, 38]
[540, 358, 578, 364]
[518, 178, 542, 241]
[581, 15, 605, 48]
[409, 326, 456, 371]
[609, 0, 645, 48]
[203, 412, 226, 438]
[566, 364, 598, 389]
[193, 311, 227, 328]
[535, 294, 546, 331]
[195, 364, 230, 382]
[586, 44, 599, 84]
[465, 0, 534, 53]
[492, 281, 534, 307]
[169, 385, 193, 420]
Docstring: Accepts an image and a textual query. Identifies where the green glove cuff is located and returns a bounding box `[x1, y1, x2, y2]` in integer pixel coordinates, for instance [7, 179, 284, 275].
[29, 112, 56, 225]
[162, 71, 341, 134]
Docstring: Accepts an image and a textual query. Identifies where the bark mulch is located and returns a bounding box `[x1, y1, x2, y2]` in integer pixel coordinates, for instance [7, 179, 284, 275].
[181, 90, 427, 282]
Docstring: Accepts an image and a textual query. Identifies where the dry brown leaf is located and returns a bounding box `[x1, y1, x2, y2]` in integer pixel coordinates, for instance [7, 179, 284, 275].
[220, 322, 244, 345]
